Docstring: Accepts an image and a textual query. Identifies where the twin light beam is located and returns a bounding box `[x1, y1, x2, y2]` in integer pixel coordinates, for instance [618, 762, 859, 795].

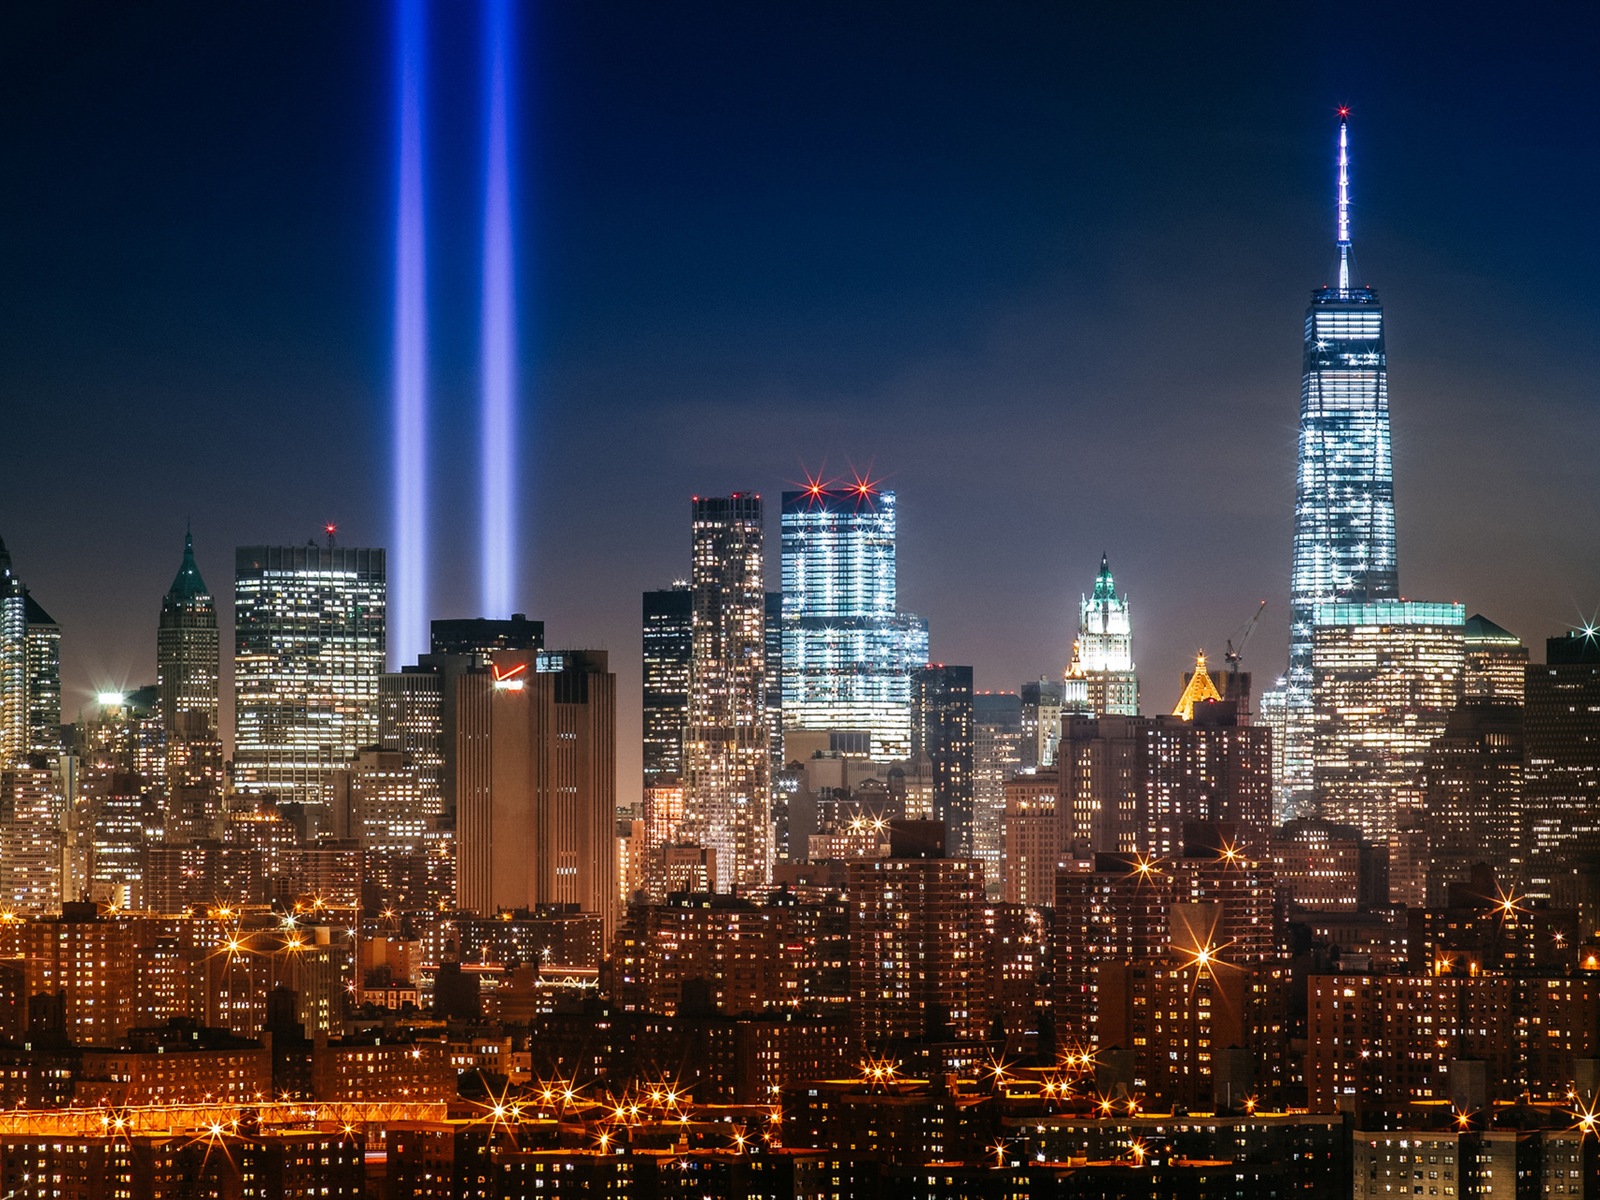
[391, 0, 520, 667]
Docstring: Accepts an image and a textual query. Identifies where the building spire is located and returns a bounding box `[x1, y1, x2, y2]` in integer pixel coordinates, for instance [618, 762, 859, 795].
[1336, 107, 1352, 293]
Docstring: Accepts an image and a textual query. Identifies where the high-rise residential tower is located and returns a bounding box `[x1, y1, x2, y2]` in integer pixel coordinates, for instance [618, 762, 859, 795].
[158, 529, 222, 838]
[780, 484, 929, 760]
[682, 495, 769, 891]
[1077, 556, 1138, 717]
[0, 535, 61, 767]
[1278, 112, 1399, 817]
[233, 543, 386, 819]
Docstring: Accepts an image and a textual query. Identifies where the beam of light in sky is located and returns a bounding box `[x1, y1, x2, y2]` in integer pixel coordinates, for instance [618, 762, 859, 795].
[481, 0, 517, 618]
[392, 0, 428, 667]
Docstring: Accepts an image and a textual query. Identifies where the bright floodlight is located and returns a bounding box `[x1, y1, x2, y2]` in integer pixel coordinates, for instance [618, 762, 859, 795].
[97, 691, 125, 707]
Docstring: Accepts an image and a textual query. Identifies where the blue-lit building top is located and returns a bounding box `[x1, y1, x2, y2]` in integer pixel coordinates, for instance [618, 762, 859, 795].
[1281, 113, 1398, 814]
[780, 485, 929, 761]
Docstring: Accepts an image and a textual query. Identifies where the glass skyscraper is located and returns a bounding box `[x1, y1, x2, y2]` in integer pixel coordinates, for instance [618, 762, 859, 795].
[234, 543, 387, 819]
[0, 533, 60, 769]
[780, 485, 929, 761]
[158, 529, 223, 840]
[1280, 113, 1398, 816]
[683, 495, 769, 892]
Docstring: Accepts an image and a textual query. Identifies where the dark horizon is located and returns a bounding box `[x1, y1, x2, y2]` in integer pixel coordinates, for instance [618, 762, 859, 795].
[2, 3, 1598, 806]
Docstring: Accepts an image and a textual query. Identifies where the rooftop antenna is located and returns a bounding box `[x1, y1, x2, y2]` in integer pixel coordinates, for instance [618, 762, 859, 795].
[1336, 107, 1352, 293]
[324, 523, 338, 549]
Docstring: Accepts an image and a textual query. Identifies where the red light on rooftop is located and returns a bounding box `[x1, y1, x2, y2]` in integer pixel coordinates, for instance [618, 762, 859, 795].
[1337, 106, 1349, 117]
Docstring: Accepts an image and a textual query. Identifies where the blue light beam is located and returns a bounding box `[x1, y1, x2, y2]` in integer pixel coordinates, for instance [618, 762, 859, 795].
[480, 0, 517, 618]
[392, 0, 428, 667]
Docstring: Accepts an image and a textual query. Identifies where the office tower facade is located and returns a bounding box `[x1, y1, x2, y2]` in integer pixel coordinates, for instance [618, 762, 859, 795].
[1280, 114, 1399, 818]
[682, 496, 769, 892]
[642, 584, 692, 784]
[1423, 702, 1523, 903]
[0, 536, 61, 768]
[455, 649, 617, 936]
[781, 485, 929, 761]
[157, 530, 222, 839]
[233, 544, 387, 817]
[911, 664, 974, 855]
[1463, 613, 1527, 704]
[0, 765, 65, 912]
[381, 616, 541, 824]
[972, 692, 1022, 885]
[377, 667, 445, 811]
[331, 747, 434, 852]
[1522, 631, 1600, 913]
[1311, 601, 1464, 840]
[1077, 556, 1137, 717]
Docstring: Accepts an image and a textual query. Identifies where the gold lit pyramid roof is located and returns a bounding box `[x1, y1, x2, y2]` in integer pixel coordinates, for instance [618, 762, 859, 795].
[1172, 651, 1222, 721]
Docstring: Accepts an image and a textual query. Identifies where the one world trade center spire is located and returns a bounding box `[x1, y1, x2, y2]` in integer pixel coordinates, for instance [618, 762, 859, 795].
[1273, 109, 1398, 817]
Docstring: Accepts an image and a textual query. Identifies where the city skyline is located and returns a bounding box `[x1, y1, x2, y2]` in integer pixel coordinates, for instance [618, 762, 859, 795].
[1, 5, 1598, 812]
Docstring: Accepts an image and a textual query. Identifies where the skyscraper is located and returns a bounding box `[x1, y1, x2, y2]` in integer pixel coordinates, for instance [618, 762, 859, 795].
[158, 529, 222, 839]
[780, 483, 928, 760]
[682, 495, 769, 892]
[1522, 630, 1600, 916]
[1077, 556, 1137, 717]
[233, 543, 386, 819]
[1310, 601, 1464, 841]
[0, 534, 61, 768]
[1279, 113, 1399, 817]
[642, 584, 692, 785]
[911, 664, 974, 856]
[971, 692, 1023, 886]
[1463, 613, 1528, 705]
[454, 649, 617, 936]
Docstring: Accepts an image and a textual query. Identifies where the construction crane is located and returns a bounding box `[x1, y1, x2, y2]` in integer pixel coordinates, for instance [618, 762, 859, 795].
[1224, 601, 1267, 679]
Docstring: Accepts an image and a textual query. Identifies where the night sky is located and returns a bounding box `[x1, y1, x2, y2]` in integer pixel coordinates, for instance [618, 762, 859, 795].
[2, 3, 1597, 807]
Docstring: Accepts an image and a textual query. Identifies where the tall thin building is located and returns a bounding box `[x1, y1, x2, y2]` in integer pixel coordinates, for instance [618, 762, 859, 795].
[1522, 630, 1600, 915]
[233, 543, 386, 819]
[912, 664, 974, 856]
[1077, 556, 1137, 716]
[780, 483, 928, 760]
[158, 529, 222, 838]
[0, 535, 61, 767]
[971, 692, 1023, 886]
[642, 584, 692, 785]
[1279, 112, 1399, 817]
[682, 495, 769, 892]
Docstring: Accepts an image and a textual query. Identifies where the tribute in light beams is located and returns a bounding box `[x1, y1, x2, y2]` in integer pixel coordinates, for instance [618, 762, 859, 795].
[391, 0, 428, 667]
[480, 0, 518, 618]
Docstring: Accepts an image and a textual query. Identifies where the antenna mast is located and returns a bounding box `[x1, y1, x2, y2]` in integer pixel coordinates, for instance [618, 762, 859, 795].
[1336, 108, 1352, 293]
